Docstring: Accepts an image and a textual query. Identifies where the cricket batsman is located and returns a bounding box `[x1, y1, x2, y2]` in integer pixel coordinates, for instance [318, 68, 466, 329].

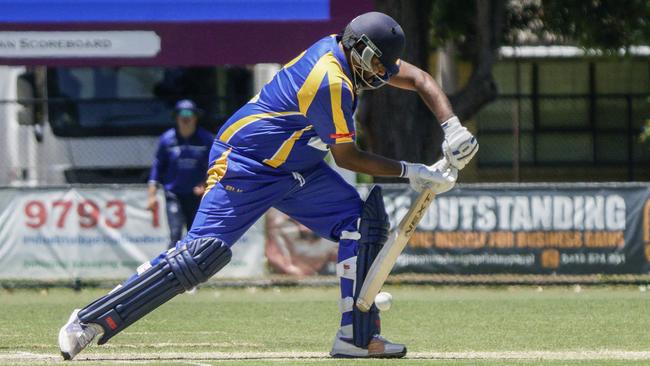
[59, 11, 478, 359]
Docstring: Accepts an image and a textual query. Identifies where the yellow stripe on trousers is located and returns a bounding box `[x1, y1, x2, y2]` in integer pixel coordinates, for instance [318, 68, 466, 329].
[204, 148, 232, 196]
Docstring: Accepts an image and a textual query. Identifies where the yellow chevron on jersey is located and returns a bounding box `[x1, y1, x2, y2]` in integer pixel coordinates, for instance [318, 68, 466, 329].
[216, 35, 357, 171]
[219, 111, 304, 143]
[329, 75, 353, 143]
[284, 50, 306, 69]
[297, 51, 354, 115]
[263, 125, 314, 168]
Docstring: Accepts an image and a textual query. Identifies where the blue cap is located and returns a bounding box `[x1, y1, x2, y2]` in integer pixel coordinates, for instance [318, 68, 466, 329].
[175, 99, 197, 111]
[174, 99, 202, 117]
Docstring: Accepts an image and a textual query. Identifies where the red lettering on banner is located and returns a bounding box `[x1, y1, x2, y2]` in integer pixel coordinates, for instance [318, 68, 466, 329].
[52, 200, 73, 228]
[24, 201, 47, 228]
[105, 200, 126, 229]
[23, 199, 129, 230]
[78, 200, 100, 228]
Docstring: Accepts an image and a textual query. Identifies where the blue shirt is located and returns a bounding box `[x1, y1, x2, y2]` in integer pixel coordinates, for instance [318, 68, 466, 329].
[149, 127, 214, 194]
[216, 35, 357, 172]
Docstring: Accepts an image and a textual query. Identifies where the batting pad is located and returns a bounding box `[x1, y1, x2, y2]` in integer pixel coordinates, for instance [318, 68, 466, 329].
[353, 185, 389, 348]
[78, 237, 231, 345]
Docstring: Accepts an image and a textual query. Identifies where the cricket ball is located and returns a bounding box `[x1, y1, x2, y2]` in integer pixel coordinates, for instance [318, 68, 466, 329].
[374, 292, 393, 311]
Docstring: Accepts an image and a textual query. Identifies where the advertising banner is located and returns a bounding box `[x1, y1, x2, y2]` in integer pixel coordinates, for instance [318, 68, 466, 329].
[2, 183, 649, 279]
[381, 183, 650, 274]
[0, 187, 265, 280]
[218, 217, 266, 278]
[266, 184, 650, 275]
[0, 187, 168, 279]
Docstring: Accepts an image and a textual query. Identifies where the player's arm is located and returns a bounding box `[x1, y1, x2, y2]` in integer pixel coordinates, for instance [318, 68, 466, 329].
[388, 60, 454, 123]
[330, 142, 401, 177]
[147, 137, 167, 210]
[309, 72, 452, 190]
[309, 76, 403, 178]
[330, 142, 455, 194]
[388, 60, 478, 170]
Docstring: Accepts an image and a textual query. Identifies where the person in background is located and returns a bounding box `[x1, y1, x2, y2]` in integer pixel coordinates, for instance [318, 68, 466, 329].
[147, 99, 213, 248]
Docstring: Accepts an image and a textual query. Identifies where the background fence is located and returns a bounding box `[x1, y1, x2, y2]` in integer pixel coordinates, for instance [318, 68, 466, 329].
[477, 94, 650, 181]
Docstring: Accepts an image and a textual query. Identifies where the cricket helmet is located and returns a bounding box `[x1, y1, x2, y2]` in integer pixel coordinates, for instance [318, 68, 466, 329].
[342, 12, 405, 90]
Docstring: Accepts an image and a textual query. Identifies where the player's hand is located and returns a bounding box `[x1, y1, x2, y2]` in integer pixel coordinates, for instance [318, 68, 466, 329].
[441, 116, 478, 170]
[429, 158, 458, 194]
[193, 185, 206, 196]
[401, 158, 457, 194]
[146, 195, 158, 211]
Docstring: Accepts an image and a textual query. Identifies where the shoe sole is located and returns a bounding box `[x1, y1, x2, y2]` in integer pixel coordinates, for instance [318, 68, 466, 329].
[331, 346, 407, 359]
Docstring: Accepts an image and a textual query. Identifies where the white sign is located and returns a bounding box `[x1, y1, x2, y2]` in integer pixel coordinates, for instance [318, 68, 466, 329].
[217, 218, 266, 278]
[0, 187, 267, 280]
[0, 31, 160, 58]
[0, 187, 169, 279]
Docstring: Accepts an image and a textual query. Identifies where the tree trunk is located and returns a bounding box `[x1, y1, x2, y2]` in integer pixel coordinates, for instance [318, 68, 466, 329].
[360, 0, 506, 165]
[358, 0, 442, 167]
[449, 0, 504, 121]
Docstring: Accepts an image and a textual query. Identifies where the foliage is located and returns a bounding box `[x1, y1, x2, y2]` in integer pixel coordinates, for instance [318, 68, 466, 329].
[365, 0, 650, 163]
[431, 0, 650, 57]
[542, 0, 650, 51]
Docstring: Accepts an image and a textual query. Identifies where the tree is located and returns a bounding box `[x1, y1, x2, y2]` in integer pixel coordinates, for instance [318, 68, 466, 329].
[356, 0, 441, 165]
[359, 0, 650, 163]
[358, 0, 504, 165]
[541, 1, 650, 50]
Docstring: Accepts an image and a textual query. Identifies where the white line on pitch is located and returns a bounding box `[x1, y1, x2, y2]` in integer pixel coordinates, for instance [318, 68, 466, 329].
[2, 350, 650, 362]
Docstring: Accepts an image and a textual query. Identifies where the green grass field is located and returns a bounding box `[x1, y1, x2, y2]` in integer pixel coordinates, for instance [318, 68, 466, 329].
[1, 285, 649, 365]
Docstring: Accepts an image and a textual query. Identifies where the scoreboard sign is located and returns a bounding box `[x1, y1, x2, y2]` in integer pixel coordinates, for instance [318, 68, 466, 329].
[0, 0, 373, 66]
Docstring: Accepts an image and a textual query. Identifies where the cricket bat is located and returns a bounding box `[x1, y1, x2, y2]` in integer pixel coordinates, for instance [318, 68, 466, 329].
[355, 187, 436, 312]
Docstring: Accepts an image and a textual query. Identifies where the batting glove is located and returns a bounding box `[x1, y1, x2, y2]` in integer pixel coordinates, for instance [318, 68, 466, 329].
[401, 158, 457, 194]
[441, 116, 478, 170]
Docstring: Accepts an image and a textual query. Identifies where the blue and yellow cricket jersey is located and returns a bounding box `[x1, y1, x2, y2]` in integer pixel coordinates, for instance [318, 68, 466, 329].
[149, 127, 214, 194]
[216, 35, 356, 172]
